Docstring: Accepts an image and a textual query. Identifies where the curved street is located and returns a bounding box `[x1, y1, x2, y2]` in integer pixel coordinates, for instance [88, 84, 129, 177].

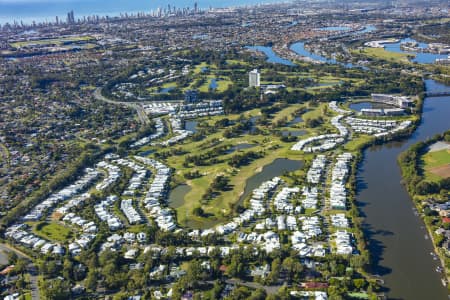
[0, 243, 40, 300]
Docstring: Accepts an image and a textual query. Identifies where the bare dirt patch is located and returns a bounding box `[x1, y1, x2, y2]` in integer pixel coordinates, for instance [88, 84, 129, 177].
[429, 164, 450, 178]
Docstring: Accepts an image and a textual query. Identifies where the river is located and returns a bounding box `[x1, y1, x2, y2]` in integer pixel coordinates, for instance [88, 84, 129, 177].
[357, 79, 450, 300]
[383, 38, 449, 64]
[245, 45, 296, 66]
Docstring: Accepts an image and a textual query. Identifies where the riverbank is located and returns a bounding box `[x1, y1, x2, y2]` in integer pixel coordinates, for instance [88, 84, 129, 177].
[354, 79, 450, 299]
[398, 131, 450, 288]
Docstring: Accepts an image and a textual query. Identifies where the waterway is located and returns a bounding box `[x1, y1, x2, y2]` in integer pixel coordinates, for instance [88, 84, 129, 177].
[357, 79, 450, 300]
[383, 38, 449, 64]
[319, 26, 351, 31]
[360, 25, 376, 34]
[245, 46, 296, 66]
[237, 158, 303, 206]
[290, 42, 354, 68]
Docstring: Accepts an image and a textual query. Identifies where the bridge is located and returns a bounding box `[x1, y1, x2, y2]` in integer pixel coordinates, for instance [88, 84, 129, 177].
[425, 91, 450, 97]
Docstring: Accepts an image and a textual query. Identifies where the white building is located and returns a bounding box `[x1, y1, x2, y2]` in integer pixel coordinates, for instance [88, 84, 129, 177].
[249, 69, 260, 87]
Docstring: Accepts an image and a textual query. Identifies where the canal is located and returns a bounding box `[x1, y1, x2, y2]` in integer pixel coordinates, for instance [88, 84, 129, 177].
[245, 45, 296, 66]
[357, 79, 450, 300]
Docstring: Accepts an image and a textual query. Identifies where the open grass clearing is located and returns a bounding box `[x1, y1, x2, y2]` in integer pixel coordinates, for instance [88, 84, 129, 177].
[11, 35, 94, 48]
[30, 221, 74, 243]
[159, 109, 309, 228]
[271, 104, 306, 125]
[422, 149, 450, 180]
[356, 47, 414, 63]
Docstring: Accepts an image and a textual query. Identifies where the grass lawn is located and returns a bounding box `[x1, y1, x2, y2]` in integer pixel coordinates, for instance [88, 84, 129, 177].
[127, 224, 151, 233]
[347, 292, 369, 299]
[31, 221, 74, 242]
[423, 149, 450, 168]
[422, 148, 450, 181]
[356, 47, 414, 63]
[226, 59, 250, 66]
[0, 143, 9, 164]
[198, 76, 232, 93]
[271, 104, 305, 125]
[23, 293, 32, 300]
[343, 135, 374, 152]
[160, 108, 310, 228]
[193, 62, 217, 74]
[302, 102, 328, 121]
[11, 36, 94, 48]
[174, 143, 305, 228]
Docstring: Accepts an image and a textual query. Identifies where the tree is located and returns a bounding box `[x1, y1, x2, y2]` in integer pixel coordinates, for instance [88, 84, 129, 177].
[282, 256, 303, 283]
[40, 278, 71, 299]
[185, 260, 203, 289]
[62, 258, 73, 280]
[212, 175, 230, 191]
[7, 252, 18, 264]
[248, 288, 267, 300]
[353, 278, 367, 290]
[228, 254, 245, 278]
[211, 280, 223, 299]
[416, 181, 440, 195]
[266, 258, 281, 285]
[85, 269, 99, 291]
[14, 258, 27, 275]
[230, 286, 251, 299]
[193, 207, 205, 217]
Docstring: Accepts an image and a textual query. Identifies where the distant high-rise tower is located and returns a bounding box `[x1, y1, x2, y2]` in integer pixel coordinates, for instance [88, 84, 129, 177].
[194, 2, 198, 13]
[249, 69, 261, 87]
[67, 10, 75, 24]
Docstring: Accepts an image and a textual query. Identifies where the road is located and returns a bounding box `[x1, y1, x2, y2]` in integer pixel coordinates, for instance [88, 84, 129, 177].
[93, 88, 151, 125]
[206, 279, 283, 295]
[0, 243, 40, 300]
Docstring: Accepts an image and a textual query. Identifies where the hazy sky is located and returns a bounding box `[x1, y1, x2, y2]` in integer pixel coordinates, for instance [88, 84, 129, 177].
[0, 0, 74, 2]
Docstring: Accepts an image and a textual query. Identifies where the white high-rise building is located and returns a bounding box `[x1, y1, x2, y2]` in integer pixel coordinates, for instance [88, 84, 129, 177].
[249, 69, 261, 87]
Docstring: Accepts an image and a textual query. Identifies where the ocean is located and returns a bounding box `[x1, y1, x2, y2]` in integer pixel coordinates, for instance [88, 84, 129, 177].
[0, 0, 290, 25]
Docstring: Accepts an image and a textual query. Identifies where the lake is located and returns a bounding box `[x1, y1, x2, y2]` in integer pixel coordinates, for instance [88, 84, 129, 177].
[288, 116, 303, 126]
[168, 184, 192, 209]
[226, 143, 255, 154]
[159, 87, 175, 94]
[281, 130, 307, 137]
[349, 101, 396, 112]
[237, 158, 303, 206]
[209, 78, 218, 90]
[185, 120, 198, 133]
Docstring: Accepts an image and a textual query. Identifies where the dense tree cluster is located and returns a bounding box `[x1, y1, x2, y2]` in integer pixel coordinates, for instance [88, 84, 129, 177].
[398, 130, 450, 196]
